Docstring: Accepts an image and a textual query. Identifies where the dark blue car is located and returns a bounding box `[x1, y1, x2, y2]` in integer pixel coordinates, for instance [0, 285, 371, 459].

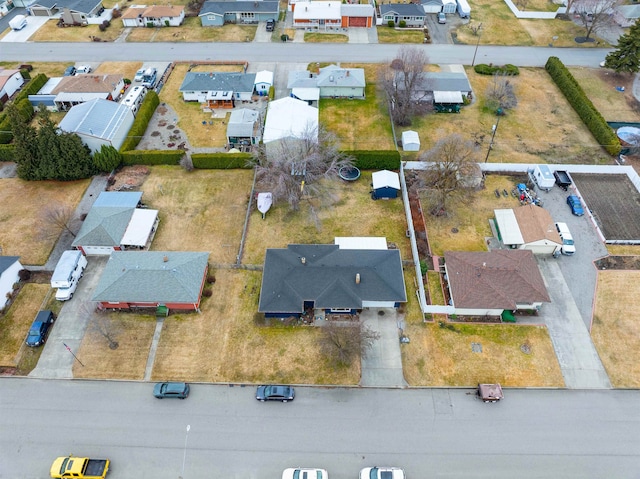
[566, 195, 584, 216]
[256, 385, 295, 402]
[25, 310, 55, 347]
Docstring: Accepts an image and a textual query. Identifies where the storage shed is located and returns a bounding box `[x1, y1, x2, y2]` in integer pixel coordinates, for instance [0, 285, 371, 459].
[401, 130, 420, 151]
[372, 170, 401, 199]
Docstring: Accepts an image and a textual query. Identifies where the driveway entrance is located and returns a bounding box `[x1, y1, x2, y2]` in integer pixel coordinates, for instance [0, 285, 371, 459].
[360, 308, 407, 388]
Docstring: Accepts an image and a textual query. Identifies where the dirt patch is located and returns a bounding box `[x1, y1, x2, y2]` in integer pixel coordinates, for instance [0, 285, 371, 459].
[595, 255, 640, 270]
[135, 102, 192, 152]
[107, 166, 151, 192]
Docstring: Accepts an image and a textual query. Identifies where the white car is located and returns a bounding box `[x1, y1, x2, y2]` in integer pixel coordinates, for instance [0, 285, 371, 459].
[437, 12, 446, 24]
[134, 68, 146, 82]
[360, 467, 405, 479]
[282, 469, 328, 479]
[75, 65, 93, 74]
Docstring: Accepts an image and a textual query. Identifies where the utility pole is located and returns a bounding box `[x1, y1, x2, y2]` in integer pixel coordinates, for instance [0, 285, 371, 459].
[484, 114, 501, 163]
[471, 23, 483, 67]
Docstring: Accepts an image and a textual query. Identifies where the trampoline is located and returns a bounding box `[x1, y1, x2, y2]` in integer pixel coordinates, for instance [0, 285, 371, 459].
[338, 166, 361, 181]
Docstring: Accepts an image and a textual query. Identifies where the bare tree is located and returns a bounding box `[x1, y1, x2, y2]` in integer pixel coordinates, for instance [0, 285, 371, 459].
[485, 74, 518, 113]
[572, 0, 621, 41]
[82, 302, 120, 350]
[319, 321, 381, 367]
[39, 204, 79, 241]
[252, 125, 354, 212]
[417, 134, 480, 216]
[380, 46, 431, 126]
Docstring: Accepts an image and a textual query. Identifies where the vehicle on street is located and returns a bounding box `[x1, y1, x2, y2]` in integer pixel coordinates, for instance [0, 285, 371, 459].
[75, 65, 93, 74]
[437, 12, 446, 24]
[134, 68, 146, 82]
[360, 467, 405, 479]
[50, 455, 110, 479]
[25, 310, 55, 347]
[266, 18, 275, 31]
[282, 468, 328, 479]
[51, 250, 87, 301]
[153, 382, 190, 399]
[553, 170, 572, 191]
[256, 385, 295, 402]
[567, 195, 584, 216]
[63, 66, 76, 77]
[555, 222, 576, 255]
[478, 383, 504, 403]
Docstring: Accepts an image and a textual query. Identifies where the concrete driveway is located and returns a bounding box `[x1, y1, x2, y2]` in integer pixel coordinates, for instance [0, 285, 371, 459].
[1, 16, 49, 42]
[360, 308, 407, 388]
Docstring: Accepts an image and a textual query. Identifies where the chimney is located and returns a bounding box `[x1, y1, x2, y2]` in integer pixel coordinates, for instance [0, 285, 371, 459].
[346, 70, 350, 77]
[355, 273, 360, 284]
[163, 255, 169, 262]
[301, 257, 306, 264]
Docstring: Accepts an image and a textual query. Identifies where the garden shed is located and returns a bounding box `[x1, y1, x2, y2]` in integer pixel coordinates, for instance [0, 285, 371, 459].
[401, 130, 420, 151]
[441, 0, 456, 13]
[372, 170, 401, 199]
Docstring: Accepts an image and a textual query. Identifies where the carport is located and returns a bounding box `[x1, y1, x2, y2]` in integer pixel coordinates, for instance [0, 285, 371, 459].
[494, 208, 523, 247]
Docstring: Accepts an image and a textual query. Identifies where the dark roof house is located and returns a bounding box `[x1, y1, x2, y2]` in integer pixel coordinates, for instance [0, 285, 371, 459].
[380, 3, 426, 26]
[199, 0, 279, 26]
[179, 71, 256, 106]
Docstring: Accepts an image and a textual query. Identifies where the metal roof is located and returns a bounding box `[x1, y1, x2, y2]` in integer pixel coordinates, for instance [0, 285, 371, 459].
[227, 108, 259, 138]
[372, 170, 401, 190]
[93, 192, 142, 208]
[494, 209, 524, 245]
[199, 0, 279, 16]
[433, 90, 464, 103]
[58, 98, 133, 141]
[263, 97, 318, 144]
[179, 72, 256, 94]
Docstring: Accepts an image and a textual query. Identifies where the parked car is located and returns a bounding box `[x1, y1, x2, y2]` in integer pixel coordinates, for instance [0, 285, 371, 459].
[134, 68, 146, 82]
[25, 310, 55, 347]
[256, 385, 295, 402]
[153, 382, 190, 399]
[266, 18, 275, 31]
[282, 468, 328, 479]
[566, 195, 584, 216]
[555, 222, 576, 255]
[75, 65, 93, 74]
[437, 12, 446, 24]
[360, 467, 405, 479]
[63, 66, 76, 77]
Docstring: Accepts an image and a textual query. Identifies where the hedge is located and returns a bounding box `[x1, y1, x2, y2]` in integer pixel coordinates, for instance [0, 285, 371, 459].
[0, 73, 49, 144]
[121, 150, 183, 166]
[473, 64, 520, 76]
[347, 150, 401, 170]
[545, 56, 621, 156]
[0, 144, 15, 161]
[13, 73, 48, 103]
[191, 152, 253, 169]
[119, 90, 160, 152]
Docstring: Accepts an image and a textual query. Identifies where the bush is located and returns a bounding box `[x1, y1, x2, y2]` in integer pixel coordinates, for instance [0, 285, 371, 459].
[545, 56, 621, 156]
[387, 20, 395, 27]
[99, 23, 106, 31]
[0, 73, 49, 142]
[473, 63, 520, 76]
[119, 90, 160, 151]
[202, 288, 213, 297]
[18, 269, 31, 281]
[191, 152, 253, 169]
[0, 144, 14, 161]
[348, 150, 401, 170]
[398, 20, 406, 28]
[121, 150, 183, 166]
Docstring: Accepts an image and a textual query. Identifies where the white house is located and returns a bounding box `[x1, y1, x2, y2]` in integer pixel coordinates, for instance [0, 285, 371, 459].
[58, 98, 135, 153]
[263, 97, 318, 155]
[254, 70, 274, 97]
[0, 256, 22, 310]
[293, 1, 342, 29]
[121, 4, 185, 27]
[178, 71, 256, 108]
[0, 69, 24, 102]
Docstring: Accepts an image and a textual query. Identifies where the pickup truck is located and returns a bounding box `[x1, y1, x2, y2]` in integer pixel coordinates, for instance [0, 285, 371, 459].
[50, 456, 110, 479]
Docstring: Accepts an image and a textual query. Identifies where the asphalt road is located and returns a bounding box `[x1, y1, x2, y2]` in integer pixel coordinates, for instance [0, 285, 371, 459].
[2, 378, 639, 479]
[0, 42, 611, 67]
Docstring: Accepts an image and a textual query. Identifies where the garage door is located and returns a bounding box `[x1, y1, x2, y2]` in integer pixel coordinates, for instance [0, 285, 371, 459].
[522, 244, 557, 255]
[30, 7, 52, 16]
[82, 246, 114, 255]
[348, 16, 367, 27]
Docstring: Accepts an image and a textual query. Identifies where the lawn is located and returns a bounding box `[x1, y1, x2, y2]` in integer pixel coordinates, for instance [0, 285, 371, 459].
[242, 171, 410, 264]
[410, 67, 604, 164]
[592, 270, 640, 388]
[29, 20, 123, 42]
[139, 166, 253, 264]
[402, 320, 564, 387]
[94, 61, 143, 83]
[606, 245, 640, 255]
[376, 27, 424, 43]
[0, 178, 90, 265]
[304, 32, 348, 43]
[126, 17, 256, 42]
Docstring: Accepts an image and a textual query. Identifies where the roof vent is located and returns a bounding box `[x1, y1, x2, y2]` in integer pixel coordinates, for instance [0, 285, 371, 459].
[163, 255, 169, 262]
[355, 273, 360, 284]
[482, 262, 486, 268]
[301, 257, 306, 264]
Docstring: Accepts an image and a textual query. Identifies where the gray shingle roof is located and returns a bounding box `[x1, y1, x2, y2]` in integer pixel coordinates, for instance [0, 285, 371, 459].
[259, 244, 406, 313]
[227, 108, 258, 138]
[317, 65, 366, 88]
[92, 251, 209, 304]
[199, 0, 279, 15]
[32, 0, 102, 14]
[380, 3, 426, 16]
[179, 72, 256, 94]
[395, 71, 473, 94]
[0, 256, 20, 276]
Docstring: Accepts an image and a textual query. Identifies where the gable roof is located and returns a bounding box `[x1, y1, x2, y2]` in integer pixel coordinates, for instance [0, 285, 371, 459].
[288, 70, 317, 89]
[0, 256, 20, 276]
[58, 98, 133, 141]
[179, 71, 256, 93]
[31, 0, 102, 13]
[380, 3, 426, 16]
[51, 74, 123, 95]
[93, 191, 142, 208]
[263, 97, 318, 144]
[199, 0, 279, 16]
[122, 4, 184, 18]
[92, 251, 209, 304]
[259, 244, 406, 313]
[372, 170, 400, 190]
[444, 250, 550, 310]
[0, 69, 21, 92]
[513, 204, 562, 245]
[340, 3, 374, 16]
[317, 64, 365, 88]
[227, 108, 259, 137]
[254, 70, 274, 86]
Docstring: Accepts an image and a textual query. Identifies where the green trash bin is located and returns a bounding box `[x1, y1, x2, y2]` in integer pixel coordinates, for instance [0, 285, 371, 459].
[156, 305, 169, 318]
[501, 310, 516, 323]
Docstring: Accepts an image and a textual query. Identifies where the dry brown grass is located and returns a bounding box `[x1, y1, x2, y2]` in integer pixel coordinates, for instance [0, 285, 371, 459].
[402, 320, 564, 386]
[152, 269, 360, 384]
[0, 284, 50, 367]
[0, 61, 77, 78]
[126, 17, 256, 42]
[29, 20, 123, 42]
[411, 67, 604, 164]
[591, 270, 640, 388]
[376, 27, 424, 44]
[94, 61, 143, 82]
[0, 178, 89, 265]
[243, 171, 410, 264]
[424, 175, 522, 256]
[606, 245, 640, 255]
[426, 271, 445, 305]
[304, 32, 348, 43]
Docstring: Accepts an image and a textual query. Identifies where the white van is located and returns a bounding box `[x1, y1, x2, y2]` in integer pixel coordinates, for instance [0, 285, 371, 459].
[555, 222, 576, 256]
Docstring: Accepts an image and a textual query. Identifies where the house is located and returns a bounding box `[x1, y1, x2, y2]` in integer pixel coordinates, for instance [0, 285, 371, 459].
[92, 251, 209, 311]
[226, 108, 261, 149]
[316, 64, 365, 99]
[254, 70, 273, 97]
[72, 192, 159, 255]
[396, 71, 473, 104]
[0, 0, 15, 16]
[401, 130, 420, 151]
[421, 0, 443, 14]
[32, 74, 125, 111]
[293, 1, 341, 29]
[263, 96, 318, 155]
[380, 3, 426, 27]
[121, 5, 185, 27]
[58, 98, 135, 153]
[287, 69, 320, 103]
[258, 243, 407, 317]
[0, 256, 22, 310]
[340, 3, 373, 27]
[615, 4, 640, 27]
[198, 0, 279, 27]
[494, 205, 562, 255]
[443, 250, 550, 317]
[179, 71, 256, 108]
[0, 69, 24, 103]
[371, 170, 401, 199]
[28, 0, 105, 24]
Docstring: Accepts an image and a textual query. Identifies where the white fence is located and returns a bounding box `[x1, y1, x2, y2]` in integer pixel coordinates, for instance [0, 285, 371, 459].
[502, 0, 565, 19]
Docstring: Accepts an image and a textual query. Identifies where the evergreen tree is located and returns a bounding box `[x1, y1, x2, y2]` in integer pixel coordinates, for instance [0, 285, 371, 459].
[5, 104, 39, 180]
[93, 144, 122, 173]
[605, 19, 640, 74]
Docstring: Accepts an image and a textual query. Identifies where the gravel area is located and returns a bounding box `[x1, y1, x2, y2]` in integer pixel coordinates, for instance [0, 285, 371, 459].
[135, 103, 193, 152]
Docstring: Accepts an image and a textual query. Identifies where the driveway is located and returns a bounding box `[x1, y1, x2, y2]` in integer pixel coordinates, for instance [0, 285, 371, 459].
[360, 308, 407, 388]
[1, 16, 48, 42]
[29, 256, 109, 379]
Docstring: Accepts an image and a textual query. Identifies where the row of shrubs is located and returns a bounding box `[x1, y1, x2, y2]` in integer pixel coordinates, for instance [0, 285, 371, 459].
[0, 73, 48, 144]
[119, 90, 160, 152]
[473, 64, 520, 76]
[545, 56, 621, 156]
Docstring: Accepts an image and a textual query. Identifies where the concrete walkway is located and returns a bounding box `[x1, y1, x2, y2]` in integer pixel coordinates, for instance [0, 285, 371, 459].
[537, 260, 611, 389]
[143, 318, 165, 381]
[360, 308, 407, 388]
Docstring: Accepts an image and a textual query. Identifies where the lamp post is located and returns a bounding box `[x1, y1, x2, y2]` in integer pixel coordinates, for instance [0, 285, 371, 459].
[179, 425, 191, 479]
[471, 23, 483, 67]
[484, 114, 501, 163]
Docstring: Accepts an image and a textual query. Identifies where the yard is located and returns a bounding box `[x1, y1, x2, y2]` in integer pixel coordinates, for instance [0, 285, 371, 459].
[94, 61, 143, 82]
[592, 270, 640, 388]
[125, 17, 256, 43]
[0, 178, 90, 265]
[28, 19, 123, 42]
[304, 32, 348, 42]
[376, 26, 424, 43]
